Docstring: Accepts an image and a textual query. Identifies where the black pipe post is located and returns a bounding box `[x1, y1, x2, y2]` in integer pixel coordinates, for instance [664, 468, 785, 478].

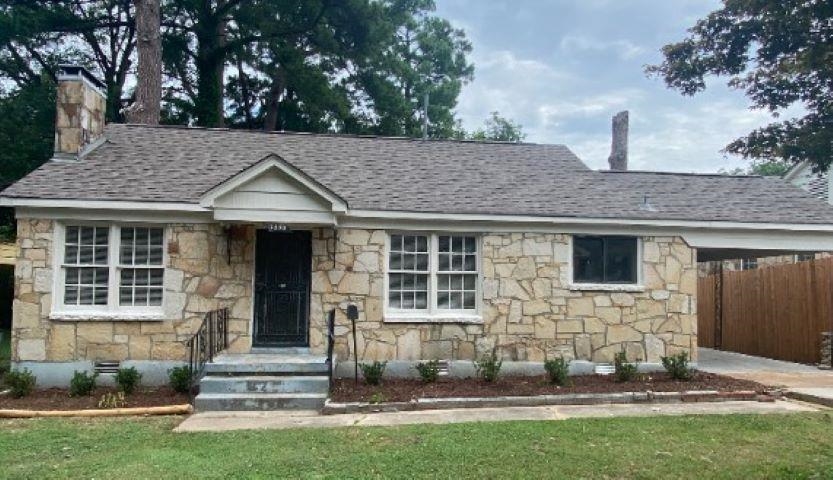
[346, 305, 359, 384]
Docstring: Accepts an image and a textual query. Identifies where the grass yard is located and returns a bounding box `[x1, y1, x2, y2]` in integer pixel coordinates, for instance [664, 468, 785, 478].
[2, 413, 833, 479]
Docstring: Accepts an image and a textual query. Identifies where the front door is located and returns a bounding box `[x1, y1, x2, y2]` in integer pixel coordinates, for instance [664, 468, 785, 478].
[253, 230, 311, 347]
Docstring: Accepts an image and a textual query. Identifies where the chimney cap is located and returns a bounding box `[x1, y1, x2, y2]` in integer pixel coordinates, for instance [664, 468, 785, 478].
[57, 64, 106, 90]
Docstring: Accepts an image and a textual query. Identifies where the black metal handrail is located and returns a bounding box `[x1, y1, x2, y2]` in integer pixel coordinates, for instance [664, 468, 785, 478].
[325, 309, 336, 389]
[187, 307, 229, 388]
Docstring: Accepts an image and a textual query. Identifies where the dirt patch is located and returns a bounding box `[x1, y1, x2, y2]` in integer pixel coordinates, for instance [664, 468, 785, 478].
[330, 372, 766, 403]
[0, 387, 188, 410]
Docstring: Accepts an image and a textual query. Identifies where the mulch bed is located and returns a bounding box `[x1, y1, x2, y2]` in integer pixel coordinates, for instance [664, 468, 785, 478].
[0, 387, 188, 411]
[330, 372, 767, 403]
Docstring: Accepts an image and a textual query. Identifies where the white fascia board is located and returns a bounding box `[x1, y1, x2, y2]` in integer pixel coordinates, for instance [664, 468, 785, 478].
[342, 209, 833, 233]
[15, 207, 214, 223]
[684, 229, 833, 251]
[0, 197, 208, 212]
[213, 208, 337, 225]
[199, 154, 348, 212]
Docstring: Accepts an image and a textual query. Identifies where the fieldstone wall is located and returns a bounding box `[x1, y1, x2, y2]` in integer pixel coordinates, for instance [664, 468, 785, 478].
[11, 220, 255, 363]
[310, 230, 697, 364]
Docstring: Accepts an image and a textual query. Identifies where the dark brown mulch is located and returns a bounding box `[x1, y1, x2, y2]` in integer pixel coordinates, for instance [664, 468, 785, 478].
[0, 386, 188, 410]
[330, 372, 767, 403]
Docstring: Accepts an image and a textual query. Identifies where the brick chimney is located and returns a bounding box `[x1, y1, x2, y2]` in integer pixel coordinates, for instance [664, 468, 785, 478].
[607, 110, 628, 171]
[54, 65, 107, 160]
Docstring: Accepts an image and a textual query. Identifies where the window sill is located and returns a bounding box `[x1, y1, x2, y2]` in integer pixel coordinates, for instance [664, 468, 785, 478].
[568, 283, 645, 293]
[49, 311, 166, 322]
[384, 313, 483, 325]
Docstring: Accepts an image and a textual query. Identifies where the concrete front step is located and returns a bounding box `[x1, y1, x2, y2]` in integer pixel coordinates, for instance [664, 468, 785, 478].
[194, 392, 328, 411]
[204, 353, 329, 375]
[200, 375, 329, 394]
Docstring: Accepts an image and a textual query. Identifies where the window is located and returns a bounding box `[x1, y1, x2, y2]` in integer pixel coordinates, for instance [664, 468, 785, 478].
[740, 258, 758, 271]
[57, 224, 165, 313]
[573, 236, 638, 284]
[795, 253, 816, 263]
[387, 233, 479, 315]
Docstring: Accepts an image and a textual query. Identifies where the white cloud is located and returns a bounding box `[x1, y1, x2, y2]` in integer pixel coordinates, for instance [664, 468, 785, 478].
[559, 35, 646, 60]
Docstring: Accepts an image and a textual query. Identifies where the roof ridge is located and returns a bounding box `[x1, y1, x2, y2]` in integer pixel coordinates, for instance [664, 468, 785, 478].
[600, 169, 764, 179]
[111, 123, 561, 147]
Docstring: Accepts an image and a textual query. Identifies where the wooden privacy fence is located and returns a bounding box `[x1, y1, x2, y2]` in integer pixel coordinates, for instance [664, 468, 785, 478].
[698, 257, 833, 365]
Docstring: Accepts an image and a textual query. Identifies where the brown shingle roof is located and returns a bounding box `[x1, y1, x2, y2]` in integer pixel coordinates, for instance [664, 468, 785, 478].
[4, 123, 833, 225]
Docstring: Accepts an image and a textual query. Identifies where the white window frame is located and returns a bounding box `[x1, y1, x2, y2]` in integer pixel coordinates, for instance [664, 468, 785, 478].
[384, 232, 482, 324]
[51, 222, 167, 320]
[568, 235, 645, 292]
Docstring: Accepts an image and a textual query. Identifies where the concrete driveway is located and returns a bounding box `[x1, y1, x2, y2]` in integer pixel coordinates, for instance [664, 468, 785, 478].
[698, 347, 833, 404]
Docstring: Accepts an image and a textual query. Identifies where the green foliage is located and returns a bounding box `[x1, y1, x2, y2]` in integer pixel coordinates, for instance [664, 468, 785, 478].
[544, 358, 570, 386]
[475, 352, 502, 382]
[69, 370, 98, 397]
[720, 160, 791, 177]
[661, 352, 694, 381]
[415, 360, 441, 383]
[613, 352, 638, 383]
[359, 361, 387, 386]
[5, 368, 36, 398]
[466, 111, 526, 142]
[115, 367, 142, 394]
[368, 392, 387, 404]
[168, 366, 193, 394]
[647, 2, 833, 171]
[97, 391, 127, 409]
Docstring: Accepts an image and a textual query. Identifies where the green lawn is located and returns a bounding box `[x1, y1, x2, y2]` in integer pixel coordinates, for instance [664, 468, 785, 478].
[1, 414, 833, 478]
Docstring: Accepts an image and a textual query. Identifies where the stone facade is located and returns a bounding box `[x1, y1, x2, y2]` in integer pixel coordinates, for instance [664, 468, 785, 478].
[309, 230, 698, 365]
[54, 72, 106, 156]
[12, 220, 697, 367]
[12, 220, 254, 363]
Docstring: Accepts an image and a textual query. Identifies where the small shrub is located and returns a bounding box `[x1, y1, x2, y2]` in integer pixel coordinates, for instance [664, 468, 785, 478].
[661, 352, 694, 380]
[613, 352, 638, 383]
[369, 392, 387, 404]
[98, 391, 126, 409]
[544, 357, 570, 386]
[475, 352, 502, 382]
[168, 366, 193, 394]
[5, 368, 36, 398]
[415, 360, 441, 383]
[69, 370, 98, 397]
[115, 367, 142, 394]
[360, 361, 387, 386]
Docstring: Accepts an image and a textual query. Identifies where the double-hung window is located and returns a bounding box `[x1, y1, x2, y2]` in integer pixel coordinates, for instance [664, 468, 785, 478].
[57, 224, 165, 315]
[387, 233, 479, 317]
[572, 235, 639, 285]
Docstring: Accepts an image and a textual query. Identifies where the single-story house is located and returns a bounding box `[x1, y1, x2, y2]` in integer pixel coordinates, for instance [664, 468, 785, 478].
[4, 65, 833, 392]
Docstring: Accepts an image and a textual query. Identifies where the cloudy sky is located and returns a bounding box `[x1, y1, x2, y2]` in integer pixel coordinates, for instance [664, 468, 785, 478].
[434, 0, 776, 173]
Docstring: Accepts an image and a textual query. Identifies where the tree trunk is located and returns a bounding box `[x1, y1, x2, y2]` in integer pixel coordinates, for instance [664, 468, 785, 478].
[194, 12, 226, 127]
[263, 67, 285, 131]
[126, 0, 162, 125]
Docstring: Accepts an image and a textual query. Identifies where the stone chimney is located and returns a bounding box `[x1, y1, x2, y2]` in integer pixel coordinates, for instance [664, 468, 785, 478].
[607, 110, 628, 171]
[54, 65, 107, 159]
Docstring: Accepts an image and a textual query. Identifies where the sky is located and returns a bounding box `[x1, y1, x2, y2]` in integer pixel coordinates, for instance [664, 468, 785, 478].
[433, 0, 779, 173]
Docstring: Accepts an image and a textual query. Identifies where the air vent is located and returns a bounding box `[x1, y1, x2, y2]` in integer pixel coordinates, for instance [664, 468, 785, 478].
[594, 364, 615, 376]
[94, 361, 120, 374]
[437, 360, 450, 377]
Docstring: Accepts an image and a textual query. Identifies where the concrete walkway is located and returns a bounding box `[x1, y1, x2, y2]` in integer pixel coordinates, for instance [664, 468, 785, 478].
[174, 400, 818, 433]
[698, 347, 833, 405]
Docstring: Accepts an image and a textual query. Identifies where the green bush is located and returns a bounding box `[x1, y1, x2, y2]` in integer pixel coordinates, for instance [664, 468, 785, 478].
[475, 352, 502, 382]
[544, 357, 570, 386]
[415, 360, 441, 383]
[115, 367, 142, 394]
[5, 368, 36, 398]
[613, 352, 638, 383]
[168, 366, 193, 394]
[69, 370, 98, 397]
[661, 352, 694, 380]
[360, 361, 387, 386]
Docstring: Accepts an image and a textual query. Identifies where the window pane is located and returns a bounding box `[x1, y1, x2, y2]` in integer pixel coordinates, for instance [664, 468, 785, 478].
[463, 291, 476, 309]
[416, 236, 428, 252]
[415, 292, 427, 309]
[149, 288, 163, 306]
[464, 237, 476, 253]
[573, 237, 604, 283]
[605, 237, 637, 283]
[65, 245, 78, 264]
[404, 235, 416, 252]
[438, 235, 450, 253]
[403, 254, 415, 270]
[437, 291, 449, 309]
[464, 255, 476, 272]
[388, 290, 401, 309]
[416, 253, 429, 271]
[389, 253, 402, 270]
[438, 254, 449, 271]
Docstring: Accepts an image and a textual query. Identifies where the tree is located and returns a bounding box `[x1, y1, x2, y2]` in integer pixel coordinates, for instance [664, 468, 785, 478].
[125, 0, 161, 124]
[647, 1, 833, 172]
[720, 160, 791, 177]
[465, 111, 526, 142]
[0, 0, 135, 121]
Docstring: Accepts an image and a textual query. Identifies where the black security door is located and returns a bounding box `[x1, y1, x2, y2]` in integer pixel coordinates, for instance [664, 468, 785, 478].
[253, 230, 311, 347]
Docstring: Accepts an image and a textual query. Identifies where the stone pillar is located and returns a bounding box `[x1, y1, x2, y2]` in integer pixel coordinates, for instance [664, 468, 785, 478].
[821, 332, 832, 368]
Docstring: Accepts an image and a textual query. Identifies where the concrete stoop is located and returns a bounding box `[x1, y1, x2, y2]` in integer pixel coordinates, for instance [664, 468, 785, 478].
[194, 352, 329, 412]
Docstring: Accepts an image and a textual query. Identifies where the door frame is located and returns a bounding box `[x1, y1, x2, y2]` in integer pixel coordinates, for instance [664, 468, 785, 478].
[251, 228, 312, 348]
